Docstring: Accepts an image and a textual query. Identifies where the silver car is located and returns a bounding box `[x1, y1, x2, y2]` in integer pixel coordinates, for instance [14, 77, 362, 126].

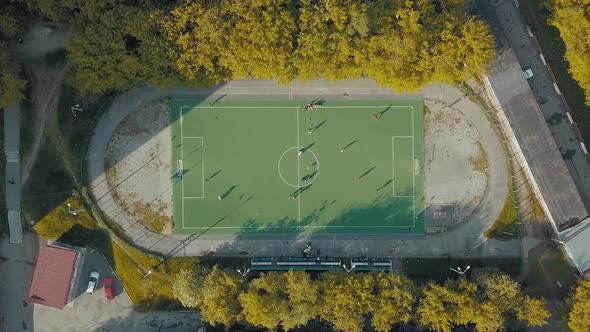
[86, 271, 100, 294]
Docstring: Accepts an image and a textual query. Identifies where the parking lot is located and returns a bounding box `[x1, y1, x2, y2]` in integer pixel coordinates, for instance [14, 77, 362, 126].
[34, 249, 202, 332]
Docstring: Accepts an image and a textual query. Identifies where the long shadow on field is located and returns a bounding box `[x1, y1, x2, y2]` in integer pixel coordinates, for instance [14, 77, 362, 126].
[210, 192, 425, 257]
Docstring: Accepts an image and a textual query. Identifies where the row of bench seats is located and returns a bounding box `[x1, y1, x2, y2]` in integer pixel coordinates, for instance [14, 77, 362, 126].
[250, 257, 393, 271]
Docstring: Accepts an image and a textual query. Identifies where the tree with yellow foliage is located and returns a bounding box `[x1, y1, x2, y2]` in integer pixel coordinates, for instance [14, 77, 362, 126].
[0, 10, 25, 109]
[172, 266, 210, 309]
[239, 272, 290, 330]
[567, 280, 590, 332]
[319, 271, 375, 332]
[418, 279, 479, 332]
[200, 267, 245, 327]
[370, 272, 417, 332]
[550, 0, 590, 105]
[283, 270, 321, 330]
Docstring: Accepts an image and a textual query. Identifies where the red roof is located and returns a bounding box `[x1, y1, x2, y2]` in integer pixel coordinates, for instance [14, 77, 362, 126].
[28, 244, 79, 309]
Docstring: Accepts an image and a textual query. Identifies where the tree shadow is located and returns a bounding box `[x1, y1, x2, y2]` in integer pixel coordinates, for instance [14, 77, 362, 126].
[57, 224, 114, 301]
[91, 310, 204, 332]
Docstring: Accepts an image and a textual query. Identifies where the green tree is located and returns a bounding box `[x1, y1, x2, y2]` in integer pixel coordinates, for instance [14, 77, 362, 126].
[568, 280, 590, 332]
[295, 0, 371, 81]
[55, 1, 185, 96]
[26, 0, 82, 22]
[370, 272, 416, 332]
[0, 14, 20, 38]
[319, 271, 375, 332]
[200, 267, 245, 326]
[0, 65, 26, 108]
[219, 0, 298, 82]
[159, 0, 231, 82]
[172, 266, 210, 309]
[550, 0, 590, 105]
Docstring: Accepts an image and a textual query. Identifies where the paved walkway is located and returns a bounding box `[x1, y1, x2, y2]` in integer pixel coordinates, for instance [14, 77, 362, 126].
[476, 0, 590, 209]
[4, 101, 22, 243]
[3, 23, 69, 244]
[88, 80, 520, 258]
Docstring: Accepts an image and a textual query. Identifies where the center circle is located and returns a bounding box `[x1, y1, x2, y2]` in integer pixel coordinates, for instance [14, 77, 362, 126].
[278, 147, 320, 188]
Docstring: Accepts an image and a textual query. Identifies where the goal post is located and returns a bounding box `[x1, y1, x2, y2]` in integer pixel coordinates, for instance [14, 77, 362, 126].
[176, 159, 183, 177]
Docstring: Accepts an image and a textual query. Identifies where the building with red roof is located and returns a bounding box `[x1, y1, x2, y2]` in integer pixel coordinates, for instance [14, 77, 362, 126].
[28, 243, 85, 309]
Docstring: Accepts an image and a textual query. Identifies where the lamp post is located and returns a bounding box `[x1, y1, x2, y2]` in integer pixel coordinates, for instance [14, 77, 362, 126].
[237, 268, 250, 276]
[67, 203, 84, 216]
[342, 264, 356, 273]
[449, 265, 471, 275]
[139, 269, 153, 278]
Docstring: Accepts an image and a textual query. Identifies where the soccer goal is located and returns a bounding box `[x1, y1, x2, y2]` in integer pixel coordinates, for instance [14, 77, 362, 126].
[176, 159, 183, 178]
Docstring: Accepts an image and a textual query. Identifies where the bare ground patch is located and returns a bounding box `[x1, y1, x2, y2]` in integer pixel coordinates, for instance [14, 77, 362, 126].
[424, 100, 488, 232]
[105, 101, 174, 235]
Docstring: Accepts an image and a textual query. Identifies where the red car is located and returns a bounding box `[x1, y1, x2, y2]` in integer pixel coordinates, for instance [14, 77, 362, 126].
[103, 277, 114, 301]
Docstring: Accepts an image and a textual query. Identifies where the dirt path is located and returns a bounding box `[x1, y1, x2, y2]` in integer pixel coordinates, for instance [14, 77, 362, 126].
[20, 62, 70, 186]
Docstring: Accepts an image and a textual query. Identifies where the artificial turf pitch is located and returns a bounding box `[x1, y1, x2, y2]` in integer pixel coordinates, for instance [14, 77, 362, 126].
[171, 99, 424, 235]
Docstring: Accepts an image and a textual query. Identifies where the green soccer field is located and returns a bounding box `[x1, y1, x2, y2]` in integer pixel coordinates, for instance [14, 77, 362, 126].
[170, 99, 425, 235]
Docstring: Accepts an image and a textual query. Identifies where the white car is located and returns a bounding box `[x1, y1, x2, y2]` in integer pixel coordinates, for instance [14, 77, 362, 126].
[523, 69, 534, 79]
[86, 271, 100, 294]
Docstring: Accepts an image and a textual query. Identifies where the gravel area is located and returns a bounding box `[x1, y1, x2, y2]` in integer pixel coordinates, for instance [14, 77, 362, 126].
[424, 100, 488, 232]
[105, 101, 174, 234]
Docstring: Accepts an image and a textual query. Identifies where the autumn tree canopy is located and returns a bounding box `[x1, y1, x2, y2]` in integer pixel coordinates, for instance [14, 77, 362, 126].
[550, 0, 590, 106]
[567, 280, 590, 332]
[28, 0, 496, 96]
[0, 8, 26, 109]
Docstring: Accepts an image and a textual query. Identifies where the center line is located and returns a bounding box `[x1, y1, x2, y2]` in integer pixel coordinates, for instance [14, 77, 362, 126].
[296, 107, 301, 226]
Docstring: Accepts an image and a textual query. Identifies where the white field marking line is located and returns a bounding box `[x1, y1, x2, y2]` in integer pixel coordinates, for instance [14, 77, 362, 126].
[412, 107, 420, 226]
[181, 137, 204, 199]
[178, 103, 419, 231]
[391, 106, 417, 228]
[391, 137, 416, 228]
[181, 136, 204, 230]
[392, 137, 395, 196]
[172, 87, 414, 91]
[180, 225, 421, 229]
[180, 105, 413, 110]
[180, 107, 185, 229]
[296, 107, 301, 226]
[171, 93, 406, 97]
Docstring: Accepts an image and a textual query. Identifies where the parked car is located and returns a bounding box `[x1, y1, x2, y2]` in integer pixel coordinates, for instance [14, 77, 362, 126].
[103, 277, 114, 301]
[523, 68, 534, 79]
[86, 271, 100, 294]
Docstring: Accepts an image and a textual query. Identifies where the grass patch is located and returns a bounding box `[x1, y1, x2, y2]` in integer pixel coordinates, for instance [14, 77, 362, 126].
[22, 134, 76, 222]
[20, 99, 35, 159]
[468, 141, 488, 173]
[33, 196, 200, 311]
[56, 85, 113, 182]
[485, 163, 520, 240]
[531, 192, 545, 220]
[520, 0, 590, 140]
[127, 201, 171, 234]
[526, 241, 578, 299]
